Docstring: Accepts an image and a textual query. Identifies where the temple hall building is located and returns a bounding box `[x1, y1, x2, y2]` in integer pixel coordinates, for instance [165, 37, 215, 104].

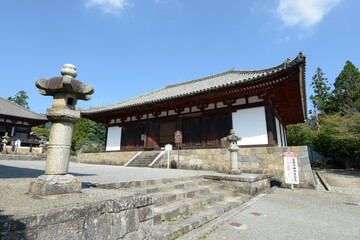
[0, 97, 48, 146]
[81, 52, 307, 152]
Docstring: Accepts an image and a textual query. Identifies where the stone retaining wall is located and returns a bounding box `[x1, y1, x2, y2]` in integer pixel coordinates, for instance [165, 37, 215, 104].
[76, 151, 138, 165]
[2, 146, 42, 154]
[157, 146, 315, 188]
[0, 153, 46, 161]
[0, 195, 154, 240]
[75, 146, 315, 188]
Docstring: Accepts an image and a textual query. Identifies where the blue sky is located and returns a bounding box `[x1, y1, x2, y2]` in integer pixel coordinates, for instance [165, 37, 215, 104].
[1, 0, 359, 115]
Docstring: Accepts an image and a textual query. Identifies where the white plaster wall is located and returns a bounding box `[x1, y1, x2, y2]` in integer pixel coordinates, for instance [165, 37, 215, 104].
[205, 103, 215, 110]
[248, 96, 263, 103]
[233, 98, 246, 106]
[168, 110, 177, 116]
[182, 108, 190, 114]
[232, 106, 268, 145]
[106, 126, 122, 151]
[275, 117, 282, 147]
[217, 102, 226, 108]
[191, 106, 201, 112]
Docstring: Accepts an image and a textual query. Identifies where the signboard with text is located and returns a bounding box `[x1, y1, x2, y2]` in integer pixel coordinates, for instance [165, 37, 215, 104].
[283, 152, 299, 184]
[174, 131, 182, 144]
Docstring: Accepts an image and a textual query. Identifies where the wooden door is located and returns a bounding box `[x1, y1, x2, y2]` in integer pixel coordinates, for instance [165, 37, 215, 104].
[121, 125, 144, 150]
[182, 118, 201, 147]
[146, 121, 159, 149]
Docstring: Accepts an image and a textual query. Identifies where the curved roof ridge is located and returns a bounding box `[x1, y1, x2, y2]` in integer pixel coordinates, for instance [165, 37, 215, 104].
[163, 52, 306, 90]
[0, 97, 47, 120]
[82, 52, 306, 114]
[88, 86, 168, 110]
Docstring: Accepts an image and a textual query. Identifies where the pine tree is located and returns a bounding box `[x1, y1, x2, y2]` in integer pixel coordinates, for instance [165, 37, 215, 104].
[8, 90, 30, 109]
[309, 68, 331, 114]
[331, 61, 360, 113]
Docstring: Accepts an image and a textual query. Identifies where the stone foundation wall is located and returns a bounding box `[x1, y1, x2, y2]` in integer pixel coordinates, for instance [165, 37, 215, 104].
[158, 146, 315, 188]
[77, 151, 138, 165]
[0, 153, 46, 161]
[1, 195, 154, 240]
[75, 146, 315, 188]
[2, 146, 42, 154]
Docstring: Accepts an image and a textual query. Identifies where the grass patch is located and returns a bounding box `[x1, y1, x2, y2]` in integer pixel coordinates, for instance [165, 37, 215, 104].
[198, 226, 219, 240]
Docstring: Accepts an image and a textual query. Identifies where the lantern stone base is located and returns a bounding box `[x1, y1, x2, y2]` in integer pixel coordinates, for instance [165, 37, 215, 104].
[228, 168, 241, 175]
[29, 174, 81, 196]
[204, 173, 271, 196]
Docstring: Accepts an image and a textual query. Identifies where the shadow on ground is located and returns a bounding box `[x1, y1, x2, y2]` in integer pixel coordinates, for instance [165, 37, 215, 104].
[0, 164, 95, 179]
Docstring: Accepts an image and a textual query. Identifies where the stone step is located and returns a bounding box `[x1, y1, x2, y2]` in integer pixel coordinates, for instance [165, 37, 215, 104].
[126, 153, 160, 167]
[121, 178, 213, 195]
[149, 183, 226, 207]
[153, 189, 243, 224]
[153, 195, 251, 239]
[96, 176, 202, 189]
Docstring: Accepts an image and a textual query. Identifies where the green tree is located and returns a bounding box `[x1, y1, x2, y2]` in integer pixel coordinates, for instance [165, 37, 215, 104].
[313, 112, 360, 158]
[8, 90, 30, 109]
[286, 120, 316, 146]
[31, 125, 50, 139]
[87, 120, 106, 142]
[72, 118, 106, 153]
[72, 118, 88, 150]
[330, 61, 360, 113]
[309, 68, 331, 114]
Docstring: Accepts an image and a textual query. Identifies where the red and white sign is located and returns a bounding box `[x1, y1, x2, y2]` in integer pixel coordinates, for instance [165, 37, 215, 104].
[174, 131, 182, 144]
[283, 152, 299, 184]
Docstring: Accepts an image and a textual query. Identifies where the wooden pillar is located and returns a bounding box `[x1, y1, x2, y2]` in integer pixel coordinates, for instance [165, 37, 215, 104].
[265, 104, 276, 146]
[201, 116, 206, 147]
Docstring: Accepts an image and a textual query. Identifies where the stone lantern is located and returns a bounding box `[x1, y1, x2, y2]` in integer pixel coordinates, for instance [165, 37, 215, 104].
[39, 137, 46, 154]
[224, 129, 241, 174]
[29, 64, 94, 196]
[2, 132, 10, 153]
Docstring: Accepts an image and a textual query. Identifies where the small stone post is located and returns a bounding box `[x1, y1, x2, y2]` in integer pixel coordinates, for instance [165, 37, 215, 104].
[224, 129, 241, 174]
[39, 137, 46, 154]
[2, 132, 10, 153]
[29, 64, 94, 196]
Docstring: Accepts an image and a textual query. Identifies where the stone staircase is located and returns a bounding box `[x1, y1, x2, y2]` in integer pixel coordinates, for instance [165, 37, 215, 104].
[126, 152, 161, 168]
[97, 176, 253, 239]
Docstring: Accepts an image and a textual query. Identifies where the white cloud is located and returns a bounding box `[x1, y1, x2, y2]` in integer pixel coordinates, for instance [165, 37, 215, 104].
[277, 0, 341, 28]
[86, 0, 132, 15]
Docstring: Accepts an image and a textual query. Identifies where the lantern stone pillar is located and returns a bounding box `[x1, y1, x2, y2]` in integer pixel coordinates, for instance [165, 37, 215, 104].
[224, 129, 241, 174]
[29, 64, 94, 196]
[2, 132, 10, 154]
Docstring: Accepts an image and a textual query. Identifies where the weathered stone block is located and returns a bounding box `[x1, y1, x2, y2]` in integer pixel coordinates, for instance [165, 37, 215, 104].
[138, 206, 154, 222]
[111, 196, 152, 213]
[238, 156, 248, 162]
[135, 219, 154, 240]
[250, 162, 260, 169]
[83, 214, 111, 240]
[111, 211, 127, 238]
[125, 209, 140, 233]
[267, 147, 276, 154]
[29, 174, 81, 196]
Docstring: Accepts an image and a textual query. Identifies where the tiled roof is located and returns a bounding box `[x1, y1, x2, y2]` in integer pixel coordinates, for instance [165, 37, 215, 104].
[0, 97, 48, 121]
[82, 52, 306, 114]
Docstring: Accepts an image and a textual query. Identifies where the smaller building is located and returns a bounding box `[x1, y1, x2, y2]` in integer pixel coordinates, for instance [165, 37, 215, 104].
[0, 97, 48, 147]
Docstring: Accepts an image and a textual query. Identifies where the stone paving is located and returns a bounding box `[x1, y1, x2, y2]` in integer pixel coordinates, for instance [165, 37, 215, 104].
[194, 169, 360, 240]
[2, 160, 360, 240]
[0, 160, 214, 216]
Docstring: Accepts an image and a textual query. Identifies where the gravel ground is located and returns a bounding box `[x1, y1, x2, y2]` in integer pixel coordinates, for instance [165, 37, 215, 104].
[0, 160, 214, 216]
[0, 160, 213, 183]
